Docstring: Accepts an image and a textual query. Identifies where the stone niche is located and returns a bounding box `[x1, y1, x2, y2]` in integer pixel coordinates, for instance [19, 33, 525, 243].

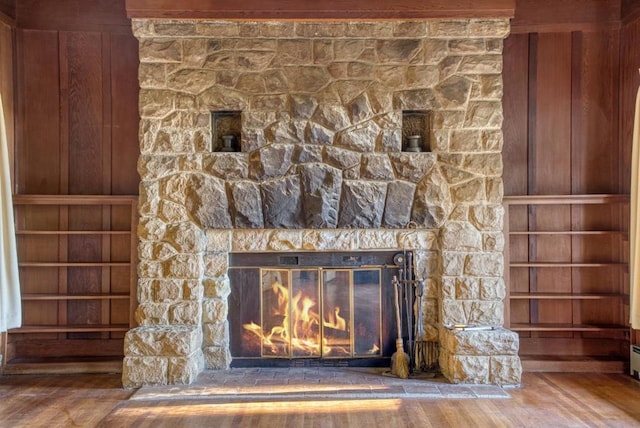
[123, 18, 522, 387]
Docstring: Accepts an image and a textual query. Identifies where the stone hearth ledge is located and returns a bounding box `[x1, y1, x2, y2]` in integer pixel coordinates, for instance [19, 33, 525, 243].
[123, 325, 206, 387]
[439, 327, 521, 385]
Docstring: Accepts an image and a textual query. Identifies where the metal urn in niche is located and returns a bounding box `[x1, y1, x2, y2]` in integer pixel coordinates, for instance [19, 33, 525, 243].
[405, 135, 423, 152]
[221, 135, 237, 152]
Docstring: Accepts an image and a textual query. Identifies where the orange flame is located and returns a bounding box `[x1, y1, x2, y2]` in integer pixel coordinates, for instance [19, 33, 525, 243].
[244, 279, 328, 356]
[323, 306, 347, 331]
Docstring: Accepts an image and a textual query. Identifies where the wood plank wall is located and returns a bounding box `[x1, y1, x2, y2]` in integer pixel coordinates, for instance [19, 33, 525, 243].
[7, 0, 139, 363]
[503, 0, 639, 356]
[505, 0, 622, 196]
[15, 0, 139, 196]
[6, 0, 639, 361]
[620, 4, 640, 345]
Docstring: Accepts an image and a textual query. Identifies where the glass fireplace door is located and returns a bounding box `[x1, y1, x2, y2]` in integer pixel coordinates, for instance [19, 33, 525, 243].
[240, 267, 382, 359]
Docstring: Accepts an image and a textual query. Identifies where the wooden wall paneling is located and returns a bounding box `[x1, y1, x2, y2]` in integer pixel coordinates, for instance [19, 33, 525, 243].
[102, 204, 113, 337]
[102, 33, 112, 196]
[503, 32, 532, 330]
[10, 339, 124, 359]
[15, 30, 63, 339]
[108, 30, 139, 330]
[61, 31, 105, 332]
[15, 210, 60, 299]
[529, 33, 574, 336]
[56, 32, 70, 340]
[570, 30, 620, 195]
[17, 29, 61, 194]
[620, 15, 640, 344]
[570, 29, 621, 330]
[56, 204, 68, 341]
[107, 30, 140, 333]
[110, 32, 139, 196]
[9, 1, 139, 366]
[503, 33, 530, 196]
[620, 19, 640, 194]
[129, 201, 137, 327]
[524, 28, 537, 318]
[519, 337, 627, 357]
[101, 33, 113, 336]
[529, 33, 573, 195]
[65, 31, 104, 195]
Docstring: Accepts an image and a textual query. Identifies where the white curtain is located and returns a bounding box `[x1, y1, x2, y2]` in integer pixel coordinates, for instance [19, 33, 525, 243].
[631, 78, 640, 330]
[0, 93, 20, 332]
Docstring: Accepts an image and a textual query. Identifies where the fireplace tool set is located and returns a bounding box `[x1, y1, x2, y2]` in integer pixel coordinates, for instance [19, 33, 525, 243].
[391, 250, 438, 377]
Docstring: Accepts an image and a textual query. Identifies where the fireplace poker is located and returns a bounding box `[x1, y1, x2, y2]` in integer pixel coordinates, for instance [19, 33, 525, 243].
[390, 275, 409, 378]
[413, 278, 427, 372]
[404, 251, 414, 373]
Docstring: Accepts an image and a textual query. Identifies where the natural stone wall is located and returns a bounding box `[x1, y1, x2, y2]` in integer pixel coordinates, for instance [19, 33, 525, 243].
[124, 18, 521, 387]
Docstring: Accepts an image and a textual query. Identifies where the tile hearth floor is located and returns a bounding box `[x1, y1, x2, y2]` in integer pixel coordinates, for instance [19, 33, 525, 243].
[130, 368, 512, 402]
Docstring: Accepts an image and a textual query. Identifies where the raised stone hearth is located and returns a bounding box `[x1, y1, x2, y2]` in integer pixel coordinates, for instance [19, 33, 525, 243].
[123, 19, 521, 387]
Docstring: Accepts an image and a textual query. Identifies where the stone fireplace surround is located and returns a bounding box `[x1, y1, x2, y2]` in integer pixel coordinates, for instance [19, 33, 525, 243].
[122, 18, 522, 387]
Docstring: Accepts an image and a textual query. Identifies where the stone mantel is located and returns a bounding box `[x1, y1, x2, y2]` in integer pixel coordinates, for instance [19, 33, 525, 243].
[125, 0, 516, 20]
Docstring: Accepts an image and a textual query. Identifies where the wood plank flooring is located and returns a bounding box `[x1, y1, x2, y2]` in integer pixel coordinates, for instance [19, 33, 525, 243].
[0, 372, 639, 427]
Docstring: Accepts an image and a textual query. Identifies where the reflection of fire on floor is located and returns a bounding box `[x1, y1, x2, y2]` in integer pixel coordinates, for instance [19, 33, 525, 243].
[129, 368, 513, 402]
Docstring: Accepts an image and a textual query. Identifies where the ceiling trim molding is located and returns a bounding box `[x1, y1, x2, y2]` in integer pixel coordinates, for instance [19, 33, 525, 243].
[125, 0, 516, 20]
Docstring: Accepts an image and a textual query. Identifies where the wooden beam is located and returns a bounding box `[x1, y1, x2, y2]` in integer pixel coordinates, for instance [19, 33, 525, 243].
[16, 0, 131, 32]
[125, 0, 516, 20]
[511, 0, 621, 33]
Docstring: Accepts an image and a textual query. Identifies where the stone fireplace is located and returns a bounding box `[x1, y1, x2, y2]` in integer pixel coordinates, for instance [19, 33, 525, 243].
[228, 251, 401, 365]
[122, 18, 522, 387]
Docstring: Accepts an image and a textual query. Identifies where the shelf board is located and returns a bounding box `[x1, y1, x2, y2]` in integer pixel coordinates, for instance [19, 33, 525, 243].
[510, 262, 625, 268]
[510, 292, 625, 300]
[12, 194, 138, 206]
[503, 194, 629, 205]
[2, 359, 123, 375]
[18, 262, 131, 267]
[519, 355, 627, 373]
[16, 230, 131, 235]
[510, 323, 629, 332]
[21, 293, 130, 301]
[509, 231, 624, 236]
[9, 324, 130, 334]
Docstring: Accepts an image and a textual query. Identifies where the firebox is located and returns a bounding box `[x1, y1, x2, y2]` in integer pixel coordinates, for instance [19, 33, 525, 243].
[229, 251, 402, 367]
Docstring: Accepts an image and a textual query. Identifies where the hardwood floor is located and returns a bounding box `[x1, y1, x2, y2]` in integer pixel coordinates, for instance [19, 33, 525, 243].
[0, 372, 639, 427]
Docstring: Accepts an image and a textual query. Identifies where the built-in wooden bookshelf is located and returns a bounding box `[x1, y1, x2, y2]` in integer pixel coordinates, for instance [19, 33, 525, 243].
[2, 195, 137, 374]
[503, 194, 630, 373]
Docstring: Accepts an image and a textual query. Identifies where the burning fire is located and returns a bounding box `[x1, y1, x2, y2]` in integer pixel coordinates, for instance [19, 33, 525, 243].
[324, 306, 347, 331]
[243, 278, 355, 357]
[242, 270, 381, 358]
[243, 280, 322, 356]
